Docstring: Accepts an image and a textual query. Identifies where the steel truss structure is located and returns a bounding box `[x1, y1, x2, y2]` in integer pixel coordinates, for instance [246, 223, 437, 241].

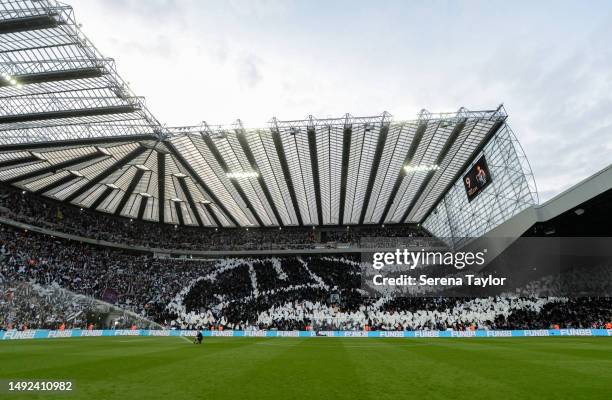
[0, 0, 538, 233]
[422, 124, 538, 246]
[0, 0, 161, 146]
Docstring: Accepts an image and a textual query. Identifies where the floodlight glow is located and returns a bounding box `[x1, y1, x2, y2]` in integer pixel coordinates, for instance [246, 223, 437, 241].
[226, 171, 259, 179]
[404, 164, 439, 173]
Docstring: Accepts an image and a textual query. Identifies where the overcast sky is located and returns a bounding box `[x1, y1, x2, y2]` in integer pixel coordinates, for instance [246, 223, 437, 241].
[73, 0, 612, 201]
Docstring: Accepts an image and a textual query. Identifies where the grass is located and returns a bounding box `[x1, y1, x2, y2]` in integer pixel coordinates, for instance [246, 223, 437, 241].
[1, 336, 611, 399]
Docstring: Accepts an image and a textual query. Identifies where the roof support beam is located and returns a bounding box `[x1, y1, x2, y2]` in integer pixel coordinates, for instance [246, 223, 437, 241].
[0, 155, 40, 169]
[165, 141, 240, 227]
[201, 134, 265, 227]
[359, 124, 389, 224]
[113, 168, 144, 215]
[0, 41, 80, 55]
[378, 122, 428, 224]
[63, 145, 146, 203]
[174, 201, 185, 225]
[236, 131, 284, 226]
[0, 67, 104, 87]
[270, 125, 302, 226]
[204, 203, 222, 227]
[0, 14, 61, 35]
[401, 120, 466, 222]
[0, 105, 139, 124]
[157, 151, 165, 223]
[420, 118, 506, 223]
[307, 126, 323, 225]
[4, 150, 108, 184]
[0, 134, 158, 152]
[177, 177, 204, 227]
[137, 195, 149, 220]
[90, 186, 113, 210]
[338, 126, 352, 225]
[33, 173, 79, 195]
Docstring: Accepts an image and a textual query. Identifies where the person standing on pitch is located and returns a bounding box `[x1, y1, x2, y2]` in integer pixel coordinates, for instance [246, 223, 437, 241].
[195, 330, 203, 344]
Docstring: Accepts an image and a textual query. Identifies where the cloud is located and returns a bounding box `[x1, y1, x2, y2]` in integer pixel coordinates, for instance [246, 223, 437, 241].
[479, 26, 612, 201]
[109, 34, 175, 60]
[104, 0, 182, 20]
[239, 55, 263, 88]
[70, 0, 612, 201]
[227, 0, 293, 18]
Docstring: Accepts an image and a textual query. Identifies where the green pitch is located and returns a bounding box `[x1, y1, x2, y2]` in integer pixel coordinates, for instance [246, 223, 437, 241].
[1, 337, 611, 399]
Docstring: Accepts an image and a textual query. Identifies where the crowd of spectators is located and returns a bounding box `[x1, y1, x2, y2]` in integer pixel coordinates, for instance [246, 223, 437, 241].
[0, 279, 161, 331]
[1, 219, 611, 332]
[0, 280, 93, 330]
[0, 226, 205, 326]
[0, 186, 428, 251]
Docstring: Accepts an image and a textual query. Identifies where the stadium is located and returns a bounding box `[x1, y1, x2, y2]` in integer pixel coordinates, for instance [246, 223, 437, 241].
[0, 0, 611, 399]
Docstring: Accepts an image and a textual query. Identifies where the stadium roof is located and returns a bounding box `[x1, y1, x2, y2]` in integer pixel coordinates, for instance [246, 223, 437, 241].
[0, 0, 510, 228]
